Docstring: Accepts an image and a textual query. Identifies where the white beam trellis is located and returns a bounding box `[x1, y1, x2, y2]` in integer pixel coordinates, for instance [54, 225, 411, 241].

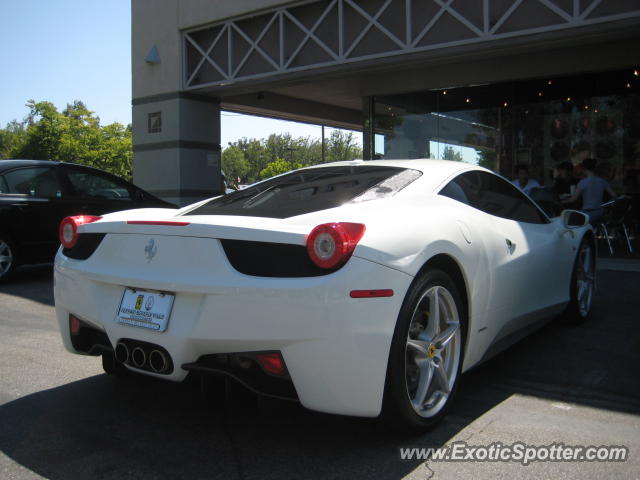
[183, 0, 640, 89]
[283, 1, 340, 68]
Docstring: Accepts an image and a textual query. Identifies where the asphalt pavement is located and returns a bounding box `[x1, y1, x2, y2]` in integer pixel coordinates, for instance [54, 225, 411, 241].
[0, 263, 639, 480]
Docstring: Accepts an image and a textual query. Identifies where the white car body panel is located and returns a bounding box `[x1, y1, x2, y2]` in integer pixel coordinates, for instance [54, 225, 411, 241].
[54, 159, 591, 417]
[55, 247, 413, 416]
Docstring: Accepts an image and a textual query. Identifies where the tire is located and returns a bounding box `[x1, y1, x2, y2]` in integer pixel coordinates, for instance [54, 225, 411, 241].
[0, 234, 17, 282]
[382, 268, 466, 432]
[563, 236, 596, 324]
[102, 351, 130, 378]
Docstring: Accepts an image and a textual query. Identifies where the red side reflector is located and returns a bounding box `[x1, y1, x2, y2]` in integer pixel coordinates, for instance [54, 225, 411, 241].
[350, 289, 394, 298]
[256, 353, 287, 376]
[69, 314, 82, 336]
[127, 221, 190, 226]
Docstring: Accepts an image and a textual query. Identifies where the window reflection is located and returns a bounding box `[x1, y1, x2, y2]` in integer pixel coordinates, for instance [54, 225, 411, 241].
[373, 68, 640, 197]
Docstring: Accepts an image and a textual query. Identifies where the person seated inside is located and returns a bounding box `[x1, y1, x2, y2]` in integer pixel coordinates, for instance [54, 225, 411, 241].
[512, 164, 541, 196]
[553, 161, 577, 196]
[562, 157, 617, 225]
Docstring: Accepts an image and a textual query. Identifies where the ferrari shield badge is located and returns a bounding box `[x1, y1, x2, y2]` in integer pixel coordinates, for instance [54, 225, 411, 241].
[144, 239, 157, 262]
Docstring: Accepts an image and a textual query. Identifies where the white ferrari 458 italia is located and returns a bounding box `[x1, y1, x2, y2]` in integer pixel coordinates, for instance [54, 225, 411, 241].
[54, 159, 595, 431]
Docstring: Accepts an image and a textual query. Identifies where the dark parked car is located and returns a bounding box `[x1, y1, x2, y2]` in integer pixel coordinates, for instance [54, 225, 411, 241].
[0, 159, 175, 280]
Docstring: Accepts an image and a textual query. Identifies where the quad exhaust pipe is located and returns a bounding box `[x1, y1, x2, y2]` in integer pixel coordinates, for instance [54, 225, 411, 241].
[131, 346, 146, 368]
[112, 340, 172, 374]
[149, 349, 169, 373]
[114, 342, 129, 364]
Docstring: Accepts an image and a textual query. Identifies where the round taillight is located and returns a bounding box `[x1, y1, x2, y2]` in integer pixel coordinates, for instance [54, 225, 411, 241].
[307, 222, 365, 269]
[59, 215, 102, 249]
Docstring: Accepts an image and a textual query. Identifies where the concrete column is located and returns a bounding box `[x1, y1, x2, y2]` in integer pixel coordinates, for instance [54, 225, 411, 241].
[362, 97, 374, 160]
[132, 93, 223, 207]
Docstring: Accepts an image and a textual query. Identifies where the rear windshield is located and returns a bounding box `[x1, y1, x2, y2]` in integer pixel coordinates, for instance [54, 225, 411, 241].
[185, 165, 421, 219]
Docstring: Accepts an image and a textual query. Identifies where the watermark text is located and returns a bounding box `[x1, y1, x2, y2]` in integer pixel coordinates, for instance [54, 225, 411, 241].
[399, 441, 628, 466]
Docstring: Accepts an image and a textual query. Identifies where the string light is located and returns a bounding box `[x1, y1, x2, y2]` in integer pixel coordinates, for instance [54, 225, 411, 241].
[547, 80, 553, 85]
[566, 97, 571, 102]
[634, 69, 639, 77]
[538, 92, 543, 97]
[503, 101, 508, 107]
[626, 82, 632, 88]
[465, 98, 471, 103]
[442, 90, 447, 95]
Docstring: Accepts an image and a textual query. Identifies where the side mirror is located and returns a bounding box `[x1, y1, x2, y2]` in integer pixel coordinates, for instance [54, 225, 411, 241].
[561, 209, 588, 229]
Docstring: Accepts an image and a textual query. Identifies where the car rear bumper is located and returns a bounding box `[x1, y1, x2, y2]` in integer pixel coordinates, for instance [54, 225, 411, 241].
[54, 251, 413, 417]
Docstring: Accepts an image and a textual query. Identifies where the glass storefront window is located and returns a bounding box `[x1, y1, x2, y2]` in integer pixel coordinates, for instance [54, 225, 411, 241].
[374, 87, 501, 170]
[372, 68, 640, 198]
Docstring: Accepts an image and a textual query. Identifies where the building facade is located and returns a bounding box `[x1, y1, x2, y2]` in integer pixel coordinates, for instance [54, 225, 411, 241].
[132, 0, 640, 205]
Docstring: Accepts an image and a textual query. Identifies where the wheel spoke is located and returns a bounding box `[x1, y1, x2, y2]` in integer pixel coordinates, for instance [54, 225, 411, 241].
[435, 361, 451, 394]
[578, 245, 594, 315]
[404, 282, 461, 419]
[416, 330, 432, 343]
[411, 358, 434, 410]
[407, 339, 429, 358]
[434, 322, 459, 349]
[425, 287, 441, 337]
[583, 282, 592, 307]
[578, 280, 587, 304]
[424, 390, 446, 409]
[582, 248, 591, 273]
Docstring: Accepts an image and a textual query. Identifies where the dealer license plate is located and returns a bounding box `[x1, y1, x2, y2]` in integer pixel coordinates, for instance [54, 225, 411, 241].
[116, 288, 175, 332]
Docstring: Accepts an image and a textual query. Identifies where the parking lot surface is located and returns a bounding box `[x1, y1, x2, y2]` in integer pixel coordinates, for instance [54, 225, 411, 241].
[1, 263, 639, 479]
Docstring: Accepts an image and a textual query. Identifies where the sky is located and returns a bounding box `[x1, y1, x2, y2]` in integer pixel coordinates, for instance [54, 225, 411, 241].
[0, 1, 131, 129]
[0, 0, 476, 162]
[0, 1, 353, 148]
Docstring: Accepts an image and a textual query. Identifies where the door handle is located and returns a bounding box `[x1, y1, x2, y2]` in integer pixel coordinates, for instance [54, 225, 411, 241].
[505, 238, 516, 254]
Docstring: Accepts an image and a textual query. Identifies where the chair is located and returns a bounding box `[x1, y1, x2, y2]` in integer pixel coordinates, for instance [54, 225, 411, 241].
[596, 198, 633, 255]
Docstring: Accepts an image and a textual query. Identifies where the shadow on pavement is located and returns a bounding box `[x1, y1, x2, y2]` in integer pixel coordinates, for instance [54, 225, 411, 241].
[0, 271, 638, 479]
[466, 270, 640, 412]
[0, 373, 488, 480]
[0, 264, 54, 306]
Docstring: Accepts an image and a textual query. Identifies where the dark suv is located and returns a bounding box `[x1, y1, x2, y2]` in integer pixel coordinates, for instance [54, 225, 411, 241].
[0, 160, 175, 280]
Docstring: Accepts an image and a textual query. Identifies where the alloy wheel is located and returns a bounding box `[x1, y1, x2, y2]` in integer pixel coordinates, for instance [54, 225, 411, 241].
[405, 285, 461, 418]
[0, 239, 13, 278]
[576, 243, 594, 317]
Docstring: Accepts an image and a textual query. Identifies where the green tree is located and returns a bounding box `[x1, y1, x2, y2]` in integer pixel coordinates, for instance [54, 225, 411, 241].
[294, 135, 325, 165]
[0, 120, 27, 159]
[442, 145, 464, 162]
[325, 130, 361, 162]
[222, 145, 250, 184]
[264, 133, 321, 166]
[6, 100, 133, 179]
[224, 129, 362, 182]
[228, 137, 267, 183]
[58, 101, 106, 166]
[17, 100, 66, 160]
[264, 133, 296, 163]
[259, 158, 303, 180]
[96, 122, 132, 179]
